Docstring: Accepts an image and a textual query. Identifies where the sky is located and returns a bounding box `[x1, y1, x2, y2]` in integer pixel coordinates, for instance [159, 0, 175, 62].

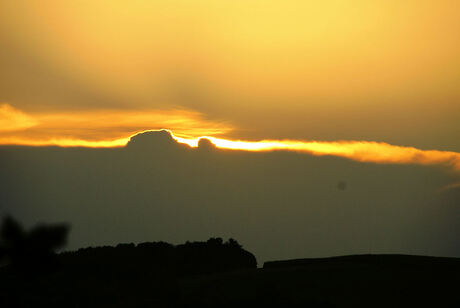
[1, 131, 459, 264]
[0, 1, 459, 261]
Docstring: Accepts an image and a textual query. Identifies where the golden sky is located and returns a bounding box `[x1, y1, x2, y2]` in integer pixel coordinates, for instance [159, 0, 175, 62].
[1, 1, 459, 151]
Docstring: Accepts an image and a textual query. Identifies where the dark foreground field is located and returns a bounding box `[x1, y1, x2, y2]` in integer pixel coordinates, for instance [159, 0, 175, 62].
[1, 253, 458, 307]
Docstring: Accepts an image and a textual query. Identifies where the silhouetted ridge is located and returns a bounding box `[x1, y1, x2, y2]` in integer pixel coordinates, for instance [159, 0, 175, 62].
[59, 237, 256, 276]
[263, 253, 460, 270]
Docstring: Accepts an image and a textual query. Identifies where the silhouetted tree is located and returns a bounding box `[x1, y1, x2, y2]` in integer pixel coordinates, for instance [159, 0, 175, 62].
[0, 216, 69, 272]
[226, 238, 242, 248]
[207, 237, 223, 246]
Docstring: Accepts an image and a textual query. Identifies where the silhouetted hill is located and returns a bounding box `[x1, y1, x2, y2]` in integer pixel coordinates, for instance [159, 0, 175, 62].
[263, 253, 460, 269]
[177, 254, 459, 307]
[1, 252, 458, 307]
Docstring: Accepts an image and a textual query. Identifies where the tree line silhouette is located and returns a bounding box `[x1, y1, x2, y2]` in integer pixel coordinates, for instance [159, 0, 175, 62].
[0, 216, 256, 277]
[60, 237, 257, 277]
[1, 216, 459, 307]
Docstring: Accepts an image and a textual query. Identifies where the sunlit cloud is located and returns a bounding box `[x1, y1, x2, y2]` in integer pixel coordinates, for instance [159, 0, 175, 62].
[0, 104, 231, 147]
[170, 134, 460, 172]
[1, 104, 460, 172]
[0, 104, 38, 132]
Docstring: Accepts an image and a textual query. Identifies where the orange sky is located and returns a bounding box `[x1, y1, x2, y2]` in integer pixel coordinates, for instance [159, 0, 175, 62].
[0, 104, 231, 146]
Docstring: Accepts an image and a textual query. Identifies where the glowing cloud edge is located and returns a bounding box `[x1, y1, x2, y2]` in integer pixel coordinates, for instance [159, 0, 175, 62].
[1, 129, 459, 173]
[168, 130, 460, 172]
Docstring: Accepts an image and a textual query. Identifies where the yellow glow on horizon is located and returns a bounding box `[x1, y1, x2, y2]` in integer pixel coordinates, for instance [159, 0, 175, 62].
[0, 136, 130, 148]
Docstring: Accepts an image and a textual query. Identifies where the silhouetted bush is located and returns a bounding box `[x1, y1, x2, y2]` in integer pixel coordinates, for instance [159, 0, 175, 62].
[0, 216, 69, 272]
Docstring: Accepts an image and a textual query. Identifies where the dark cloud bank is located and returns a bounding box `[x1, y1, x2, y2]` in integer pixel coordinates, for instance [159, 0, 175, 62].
[0, 131, 459, 263]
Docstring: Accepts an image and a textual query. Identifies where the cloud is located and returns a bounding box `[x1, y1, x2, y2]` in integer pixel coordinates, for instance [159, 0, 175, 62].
[0, 104, 38, 132]
[171, 135, 460, 172]
[1, 104, 460, 173]
[0, 104, 232, 147]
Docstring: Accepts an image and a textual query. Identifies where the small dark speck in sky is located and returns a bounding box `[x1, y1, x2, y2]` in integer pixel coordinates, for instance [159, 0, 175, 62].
[337, 181, 347, 190]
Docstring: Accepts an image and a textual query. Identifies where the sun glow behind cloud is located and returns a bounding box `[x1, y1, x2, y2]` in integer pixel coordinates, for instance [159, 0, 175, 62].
[1, 104, 460, 172]
[1, 1, 459, 153]
[170, 134, 460, 172]
[0, 104, 232, 147]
